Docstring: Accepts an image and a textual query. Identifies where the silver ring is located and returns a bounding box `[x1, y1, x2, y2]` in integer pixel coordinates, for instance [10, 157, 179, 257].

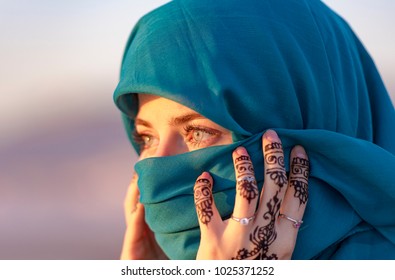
[236, 175, 255, 183]
[279, 213, 303, 228]
[231, 214, 255, 226]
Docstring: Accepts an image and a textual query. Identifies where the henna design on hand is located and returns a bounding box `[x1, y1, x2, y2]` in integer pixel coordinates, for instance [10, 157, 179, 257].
[264, 151, 285, 168]
[290, 157, 310, 206]
[235, 155, 255, 173]
[265, 142, 287, 189]
[232, 191, 281, 260]
[237, 177, 259, 204]
[266, 169, 287, 188]
[194, 178, 214, 225]
[235, 155, 258, 204]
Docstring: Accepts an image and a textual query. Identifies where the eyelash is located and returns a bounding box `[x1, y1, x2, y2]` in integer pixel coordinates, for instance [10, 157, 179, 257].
[183, 124, 219, 147]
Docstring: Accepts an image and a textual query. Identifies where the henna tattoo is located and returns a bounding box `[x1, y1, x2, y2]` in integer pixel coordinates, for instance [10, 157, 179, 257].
[290, 180, 308, 205]
[265, 154, 285, 167]
[235, 155, 255, 173]
[292, 157, 310, 177]
[266, 168, 287, 188]
[194, 178, 213, 225]
[290, 157, 310, 206]
[264, 142, 282, 152]
[237, 177, 259, 204]
[232, 191, 281, 260]
[235, 155, 258, 204]
[264, 142, 287, 188]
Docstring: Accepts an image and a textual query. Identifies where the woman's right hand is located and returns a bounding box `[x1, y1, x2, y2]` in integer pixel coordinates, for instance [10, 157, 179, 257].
[120, 173, 167, 260]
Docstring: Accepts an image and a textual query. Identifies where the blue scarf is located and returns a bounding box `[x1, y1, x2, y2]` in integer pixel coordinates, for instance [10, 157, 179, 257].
[114, 0, 395, 259]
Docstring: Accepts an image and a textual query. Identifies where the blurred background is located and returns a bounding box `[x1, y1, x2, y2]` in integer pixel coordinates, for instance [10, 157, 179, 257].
[0, 0, 394, 259]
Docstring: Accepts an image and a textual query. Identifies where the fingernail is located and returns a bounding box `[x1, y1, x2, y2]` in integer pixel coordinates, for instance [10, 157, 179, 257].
[265, 129, 278, 142]
[293, 145, 306, 158]
[235, 146, 248, 156]
[199, 171, 211, 179]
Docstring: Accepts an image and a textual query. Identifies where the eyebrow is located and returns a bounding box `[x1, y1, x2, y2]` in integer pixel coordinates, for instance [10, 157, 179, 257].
[134, 113, 205, 128]
[135, 118, 152, 128]
[168, 113, 204, 126]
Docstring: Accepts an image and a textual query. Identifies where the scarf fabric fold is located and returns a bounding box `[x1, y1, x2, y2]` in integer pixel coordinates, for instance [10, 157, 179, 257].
[114, 0, 395, 259]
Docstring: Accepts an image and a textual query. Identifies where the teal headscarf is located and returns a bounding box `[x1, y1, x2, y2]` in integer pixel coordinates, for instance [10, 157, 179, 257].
[114, 0, 395, 259]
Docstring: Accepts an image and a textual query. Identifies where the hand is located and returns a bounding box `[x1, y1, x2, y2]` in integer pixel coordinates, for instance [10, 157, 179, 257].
[194, 130, 309, 259]
[120, 173, 167, 260]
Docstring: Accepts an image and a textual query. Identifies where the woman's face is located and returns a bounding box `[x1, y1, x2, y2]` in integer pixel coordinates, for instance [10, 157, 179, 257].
[135, 94, 233, 158]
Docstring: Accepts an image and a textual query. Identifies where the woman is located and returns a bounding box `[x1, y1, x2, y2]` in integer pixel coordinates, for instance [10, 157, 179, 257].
[114, 0, 395, 259]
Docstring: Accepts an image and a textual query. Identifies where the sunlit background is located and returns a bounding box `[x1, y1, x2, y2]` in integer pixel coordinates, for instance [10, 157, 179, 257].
[0, 0, 394, 259]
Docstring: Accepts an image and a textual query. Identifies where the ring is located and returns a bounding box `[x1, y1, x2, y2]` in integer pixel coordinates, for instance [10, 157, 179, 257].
[231, 214, 255, 226]
[279, 213, 303, 228]
[236, 176, 255, 183]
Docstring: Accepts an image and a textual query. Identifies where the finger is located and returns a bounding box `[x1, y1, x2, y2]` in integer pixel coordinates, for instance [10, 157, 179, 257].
[124, 173, 140, 225]
[262, 129, 287, 194]
[194, 172, 222, 235]
[125, 151, 149, 217]
[279, 145, 309, 230]
[231, 146, 259, 225]
[256, 130, 287, 222]
[121, 201, 146, 259]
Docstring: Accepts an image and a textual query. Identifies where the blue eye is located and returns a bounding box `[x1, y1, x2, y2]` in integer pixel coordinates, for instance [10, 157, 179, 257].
[184, 125, 219, 148]
[192, 130, 206, 142]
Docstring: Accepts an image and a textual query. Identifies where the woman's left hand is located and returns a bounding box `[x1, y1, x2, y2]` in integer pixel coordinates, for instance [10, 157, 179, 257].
[120, 173, 167, 260]
[193, 130, 309, 259]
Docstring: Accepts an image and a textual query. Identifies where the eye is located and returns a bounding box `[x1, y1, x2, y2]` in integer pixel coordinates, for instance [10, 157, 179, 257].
[192, 130, 206, 142]
[132, 131, 157, 150]
[183, 125, 220, 148]
[141, 135, 154, 146]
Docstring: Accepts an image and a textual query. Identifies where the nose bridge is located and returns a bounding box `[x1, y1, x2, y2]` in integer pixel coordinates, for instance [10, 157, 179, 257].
[155, 132, 186, 157]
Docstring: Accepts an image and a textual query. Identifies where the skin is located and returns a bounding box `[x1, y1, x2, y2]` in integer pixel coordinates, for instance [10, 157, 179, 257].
[132, 94, 233, 157]
[120, 94, 309, 260]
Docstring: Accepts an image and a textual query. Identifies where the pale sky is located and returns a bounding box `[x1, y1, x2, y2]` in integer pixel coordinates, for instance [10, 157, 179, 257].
[0, 0, 394, 146]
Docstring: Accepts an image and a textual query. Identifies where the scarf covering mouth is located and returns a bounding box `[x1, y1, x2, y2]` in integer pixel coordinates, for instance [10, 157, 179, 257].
[114, 0, 395, 259]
